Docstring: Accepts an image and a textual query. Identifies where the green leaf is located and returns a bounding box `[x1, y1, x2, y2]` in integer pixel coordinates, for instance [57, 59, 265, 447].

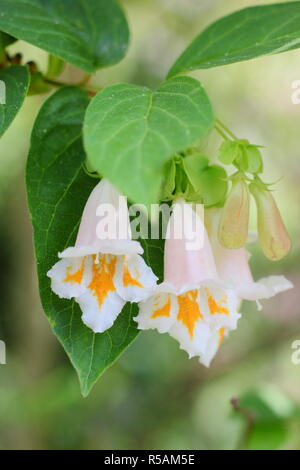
[245, 145, 263, 174]
[237, 390, 290, 450]
[161, 158, 176, 200]
[183, 153, 209, 185]
[0, 0, 129, 73]
[246, 421, 287, 450]
[84, 76, 214, 205]
[168, 2, 300, 77]
[194, 164, 228, 207]
[182, 154, 227, 206]
[0, 65, 30, 137]
[0, 31, 16, 55]
[218, 141, 241, 165]
[26, 86, 164, 396]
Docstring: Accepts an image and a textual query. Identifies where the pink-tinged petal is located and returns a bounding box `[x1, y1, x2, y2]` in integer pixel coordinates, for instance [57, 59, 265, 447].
[114, 254, 158, 302]
[237, 275, 293, 302]
[60, 239, 142, 258]
[218, 175, 250, 249]
[206, 208, 254, 287]
[164, 200, 219, 291]
[60, 178, 142, 258]
[250, 184, 291, 261]
[47, 256, 92, 299]
[206, 208, 293, 304]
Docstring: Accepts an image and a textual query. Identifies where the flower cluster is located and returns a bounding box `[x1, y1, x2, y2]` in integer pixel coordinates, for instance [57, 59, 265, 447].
[48, 177, 293, 367]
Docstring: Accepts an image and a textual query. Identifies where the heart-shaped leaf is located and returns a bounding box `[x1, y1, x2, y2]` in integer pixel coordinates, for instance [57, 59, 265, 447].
[83, 76, 214, 205]
[168, 2, 300, 77]
[0, 0, 129, 72]
[26, 86, 163, 396]
[0, 65, 30, 137]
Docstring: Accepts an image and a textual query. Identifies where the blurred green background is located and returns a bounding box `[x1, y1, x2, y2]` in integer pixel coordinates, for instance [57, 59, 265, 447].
[0, 0, 300, 450]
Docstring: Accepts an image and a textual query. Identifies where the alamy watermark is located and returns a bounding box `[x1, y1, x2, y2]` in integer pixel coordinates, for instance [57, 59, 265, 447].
[95, 198, 205, 251]
[0, 340, 6, 365]
[0, 80, 6, 105]
[291, 340, 300, 365]
[291, 80, 300, 104]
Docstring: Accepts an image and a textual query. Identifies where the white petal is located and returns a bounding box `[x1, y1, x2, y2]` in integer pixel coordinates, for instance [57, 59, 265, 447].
[77, 289, 125, 333]
[236, 275, 293, 301]
[166, 288, 210, 358]
[75, 253, 125, 332]
[200, 327, 228, 367]
[114, 254, 158, 302]
[169, 317, 211, 360]
[135, 291, 178, 333]
[47, 256, 92, 299]
[201, 285, 241, 330]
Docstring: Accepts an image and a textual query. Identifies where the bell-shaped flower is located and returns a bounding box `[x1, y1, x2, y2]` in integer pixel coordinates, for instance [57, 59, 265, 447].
[249, 182, 291, 260]
[135, 200, 240, 367]
[206, 208, 293, 308]
[218, 173, 250, 249]
[47, 179, 157, 333]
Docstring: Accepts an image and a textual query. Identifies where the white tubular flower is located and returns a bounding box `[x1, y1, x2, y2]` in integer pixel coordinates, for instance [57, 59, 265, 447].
[47, 178, 157, 333]
[205, 208, 293, 309]
[135, 200, 240, 367]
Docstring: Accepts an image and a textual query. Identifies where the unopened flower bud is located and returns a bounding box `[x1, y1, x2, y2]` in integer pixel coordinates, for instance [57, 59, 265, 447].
[218, 175, 250, 249]
[250, 184, 291, 261]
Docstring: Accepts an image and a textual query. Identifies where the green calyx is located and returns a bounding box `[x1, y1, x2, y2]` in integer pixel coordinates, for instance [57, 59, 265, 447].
[218, 139, 263, 174]
[160, 152, 228, 207]
[248, 175, 270, 194]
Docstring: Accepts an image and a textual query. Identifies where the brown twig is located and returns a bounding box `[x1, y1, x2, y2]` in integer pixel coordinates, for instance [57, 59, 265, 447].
[44, 77, 100, 96]
[231, 396, 255, 449]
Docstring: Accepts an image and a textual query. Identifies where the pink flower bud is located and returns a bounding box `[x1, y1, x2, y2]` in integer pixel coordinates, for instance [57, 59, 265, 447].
[218, 175, 250, 249]
[250, 184, 291, 261]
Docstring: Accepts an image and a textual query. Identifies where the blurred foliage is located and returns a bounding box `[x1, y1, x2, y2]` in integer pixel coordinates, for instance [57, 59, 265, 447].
[0, 0, 300, 449]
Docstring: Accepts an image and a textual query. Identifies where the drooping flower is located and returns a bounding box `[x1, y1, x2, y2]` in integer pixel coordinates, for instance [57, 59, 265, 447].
[47, 179, 157, 333]
[135, 200, 240, 366]
[218, 173, 250, 249]
[205, 208, 293, 308]
[249, 182, 292, 261]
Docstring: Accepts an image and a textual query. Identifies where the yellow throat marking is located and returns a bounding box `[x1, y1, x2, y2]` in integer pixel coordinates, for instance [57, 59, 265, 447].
[177, 290, 202, 338]
[63, 259, 84, 284]
[151, 296, 171, 319]
[218, 327, 225, 345]
[123, 262, 144, 288]
[88, 254, 116, 307]
[205, 288, 229, 316]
